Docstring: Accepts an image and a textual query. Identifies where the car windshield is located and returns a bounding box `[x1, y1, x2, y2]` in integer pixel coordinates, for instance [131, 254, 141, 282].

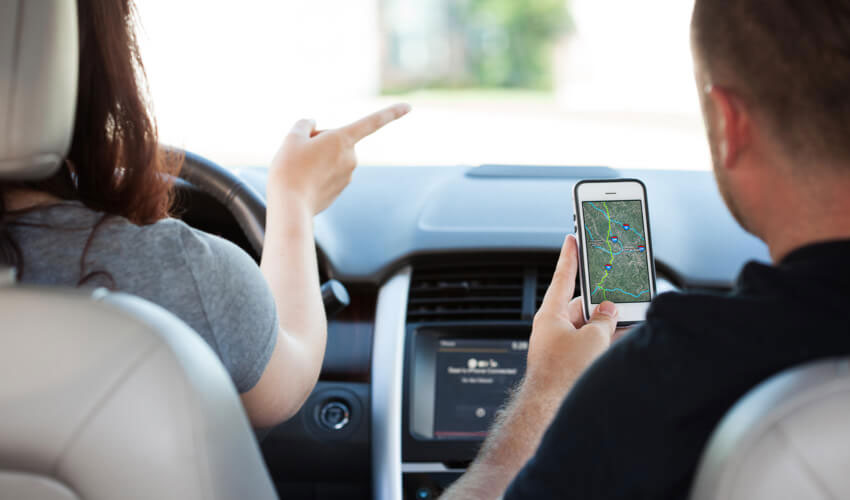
[137, 0, 707, 171]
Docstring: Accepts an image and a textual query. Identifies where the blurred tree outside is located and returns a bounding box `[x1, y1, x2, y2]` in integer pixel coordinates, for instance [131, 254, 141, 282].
[456, 0, 570, 89]
[381, 0, 572, 93]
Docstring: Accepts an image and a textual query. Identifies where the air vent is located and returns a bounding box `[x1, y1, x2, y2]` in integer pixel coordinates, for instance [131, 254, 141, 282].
[535, 263, 584, 312]
[407, 265, 524, 323]
[535, 264, 556, 311]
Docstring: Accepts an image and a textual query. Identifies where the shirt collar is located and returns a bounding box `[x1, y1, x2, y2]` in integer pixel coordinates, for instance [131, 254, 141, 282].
[780, 239, 850, 266]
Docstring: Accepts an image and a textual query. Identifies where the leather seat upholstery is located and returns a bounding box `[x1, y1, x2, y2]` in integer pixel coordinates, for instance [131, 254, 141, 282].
[690, 358, 850, 500]
[0, 0, 78, 181]
[0, 1, 278, 498]
[0, 288, 278, 500]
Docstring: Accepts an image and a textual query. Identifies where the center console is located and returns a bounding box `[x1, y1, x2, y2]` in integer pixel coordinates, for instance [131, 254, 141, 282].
[411, 335, 528, 441]
[372, 263, 679, 500]
[368, 260, 547, 500]
[402, 324, 531, 498]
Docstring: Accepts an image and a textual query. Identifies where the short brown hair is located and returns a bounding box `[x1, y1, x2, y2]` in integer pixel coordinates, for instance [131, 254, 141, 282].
[692, 0, 850, 165]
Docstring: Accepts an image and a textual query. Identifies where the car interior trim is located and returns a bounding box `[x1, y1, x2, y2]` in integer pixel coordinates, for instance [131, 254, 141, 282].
[371, 267, 412, 500]
[402, 462, 466, 474]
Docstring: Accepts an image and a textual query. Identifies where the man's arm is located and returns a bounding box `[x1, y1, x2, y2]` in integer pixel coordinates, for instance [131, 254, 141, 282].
[442, 235, 620, 499]
[443, 379, 568, 498]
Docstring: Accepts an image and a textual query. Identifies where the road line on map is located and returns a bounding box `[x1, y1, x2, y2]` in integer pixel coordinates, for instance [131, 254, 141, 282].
[595, 202, 616, 301]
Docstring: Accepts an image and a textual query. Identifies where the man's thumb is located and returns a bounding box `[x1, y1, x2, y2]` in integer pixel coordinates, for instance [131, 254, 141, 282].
[588, 301, 619, 338]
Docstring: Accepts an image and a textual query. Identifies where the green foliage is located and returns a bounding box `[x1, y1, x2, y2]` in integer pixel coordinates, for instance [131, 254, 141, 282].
[456, 0, 571, 89]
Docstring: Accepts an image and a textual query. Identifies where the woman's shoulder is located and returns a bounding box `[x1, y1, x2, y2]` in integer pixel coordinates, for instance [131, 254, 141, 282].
[20, 202, 259, 283]
[121, 216, 255, 271]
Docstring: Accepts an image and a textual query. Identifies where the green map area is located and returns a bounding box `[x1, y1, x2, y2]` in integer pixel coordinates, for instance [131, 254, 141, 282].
[582, 200, 651, 304]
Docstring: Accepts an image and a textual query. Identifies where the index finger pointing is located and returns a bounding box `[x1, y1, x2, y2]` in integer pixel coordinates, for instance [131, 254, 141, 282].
[540, 234, 579, 313]
[341, 103, 411, 143]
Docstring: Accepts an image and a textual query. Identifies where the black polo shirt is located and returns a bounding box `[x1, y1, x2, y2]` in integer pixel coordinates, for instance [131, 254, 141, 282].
[505, 240, 850, 499]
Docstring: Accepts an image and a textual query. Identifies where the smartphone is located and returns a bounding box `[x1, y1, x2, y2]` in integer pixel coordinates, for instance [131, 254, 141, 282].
[573, 179, 657, 326]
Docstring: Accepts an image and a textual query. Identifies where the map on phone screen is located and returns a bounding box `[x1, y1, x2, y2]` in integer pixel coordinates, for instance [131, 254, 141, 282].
[582, 200, 652, 304]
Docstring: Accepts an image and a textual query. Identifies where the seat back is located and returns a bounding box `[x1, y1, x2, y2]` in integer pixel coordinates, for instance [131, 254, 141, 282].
[690, 358, 850, 500]
[0, 287, 278, 500]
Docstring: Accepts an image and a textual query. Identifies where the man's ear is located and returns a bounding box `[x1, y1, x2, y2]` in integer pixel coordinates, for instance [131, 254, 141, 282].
[706, 85, 751, 170]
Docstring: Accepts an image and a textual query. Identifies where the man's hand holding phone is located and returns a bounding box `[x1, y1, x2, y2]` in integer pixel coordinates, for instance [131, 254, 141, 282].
[442, 234, 619, 499]
[526, 234, 620, 405]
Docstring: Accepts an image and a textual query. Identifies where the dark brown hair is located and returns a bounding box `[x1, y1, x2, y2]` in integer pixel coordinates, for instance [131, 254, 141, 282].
[0, 0, 181, 276]
[691, 0, 850, 165]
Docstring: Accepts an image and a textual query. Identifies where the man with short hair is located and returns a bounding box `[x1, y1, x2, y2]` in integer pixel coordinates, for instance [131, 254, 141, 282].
[444, 1, 850, 498]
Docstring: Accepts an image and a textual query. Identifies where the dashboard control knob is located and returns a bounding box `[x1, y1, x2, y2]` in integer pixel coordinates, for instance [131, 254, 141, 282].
[319, 400, 351, 431]
[321, 279, 350, 318]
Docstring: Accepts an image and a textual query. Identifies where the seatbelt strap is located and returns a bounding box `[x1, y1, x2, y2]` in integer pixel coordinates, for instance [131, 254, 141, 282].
[0, 267, 16, 287]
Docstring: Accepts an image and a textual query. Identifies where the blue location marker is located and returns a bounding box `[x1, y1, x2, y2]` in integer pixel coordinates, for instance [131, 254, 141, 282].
[623, 224, 630, 231]
[605, 264, 613, 271]
[610, 236, 619, 243]
[638, 245, 646, 252]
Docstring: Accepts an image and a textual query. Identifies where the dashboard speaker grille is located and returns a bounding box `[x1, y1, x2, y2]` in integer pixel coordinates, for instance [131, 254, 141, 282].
[407, 265, 524, 323]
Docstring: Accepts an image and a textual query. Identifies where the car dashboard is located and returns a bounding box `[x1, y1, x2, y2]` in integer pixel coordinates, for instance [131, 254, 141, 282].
[180, 164, 769, 500]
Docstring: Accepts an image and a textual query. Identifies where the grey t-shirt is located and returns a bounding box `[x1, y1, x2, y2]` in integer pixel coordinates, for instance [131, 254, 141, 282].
[9, 201, 278, 393]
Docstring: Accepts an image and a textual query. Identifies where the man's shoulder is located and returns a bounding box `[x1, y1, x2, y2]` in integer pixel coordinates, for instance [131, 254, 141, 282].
[604, 289, 759, 375]
[640, 289, 753, 340]
[649, 288, 741, 316]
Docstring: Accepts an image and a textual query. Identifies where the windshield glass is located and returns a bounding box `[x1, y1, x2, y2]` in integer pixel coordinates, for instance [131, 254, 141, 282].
[137, 0, 707, 170]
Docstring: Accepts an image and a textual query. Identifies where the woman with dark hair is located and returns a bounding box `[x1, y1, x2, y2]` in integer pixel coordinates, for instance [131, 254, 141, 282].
[0, 0, 408, 427]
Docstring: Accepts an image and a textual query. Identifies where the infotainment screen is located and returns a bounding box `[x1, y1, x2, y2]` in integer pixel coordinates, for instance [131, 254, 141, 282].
[432, 338, 528, 439]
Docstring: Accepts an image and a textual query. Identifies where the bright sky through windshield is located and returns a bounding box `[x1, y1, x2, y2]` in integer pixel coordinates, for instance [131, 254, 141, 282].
[137, 0, 708, 170]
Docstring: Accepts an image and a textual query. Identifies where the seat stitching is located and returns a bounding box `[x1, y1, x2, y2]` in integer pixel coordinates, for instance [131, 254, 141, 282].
[0, 469, 82, 500]
[51, 338, 160, 477]
[774, 422, 839, 500]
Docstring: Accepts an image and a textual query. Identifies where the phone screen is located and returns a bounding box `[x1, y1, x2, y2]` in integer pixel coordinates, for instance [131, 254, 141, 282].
[580, 200, 652, 305]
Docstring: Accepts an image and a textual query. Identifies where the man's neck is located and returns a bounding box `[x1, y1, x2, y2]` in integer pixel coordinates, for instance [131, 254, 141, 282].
[762, 185, 850, 263]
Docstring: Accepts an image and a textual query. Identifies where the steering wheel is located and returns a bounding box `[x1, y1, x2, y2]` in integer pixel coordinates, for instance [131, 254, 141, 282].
[175, 148, 267, 257]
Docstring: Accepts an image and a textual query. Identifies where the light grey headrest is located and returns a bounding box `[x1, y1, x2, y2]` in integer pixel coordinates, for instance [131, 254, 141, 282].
[0, 0, 78, 181]
[690, 358, 850, 500]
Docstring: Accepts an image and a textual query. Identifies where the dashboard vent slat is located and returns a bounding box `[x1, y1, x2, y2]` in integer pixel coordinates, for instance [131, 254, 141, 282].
[536, 264, 556, 310]
[407, 265, 524, 323]
[409, 296, 521, 305]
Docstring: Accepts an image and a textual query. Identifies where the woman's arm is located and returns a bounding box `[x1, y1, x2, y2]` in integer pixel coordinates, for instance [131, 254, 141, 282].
[241, 104, 410, 428]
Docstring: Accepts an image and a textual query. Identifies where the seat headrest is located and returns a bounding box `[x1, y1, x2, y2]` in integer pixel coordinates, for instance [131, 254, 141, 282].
[690, 358, 850, 500]
[0, 0, 78, 181]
